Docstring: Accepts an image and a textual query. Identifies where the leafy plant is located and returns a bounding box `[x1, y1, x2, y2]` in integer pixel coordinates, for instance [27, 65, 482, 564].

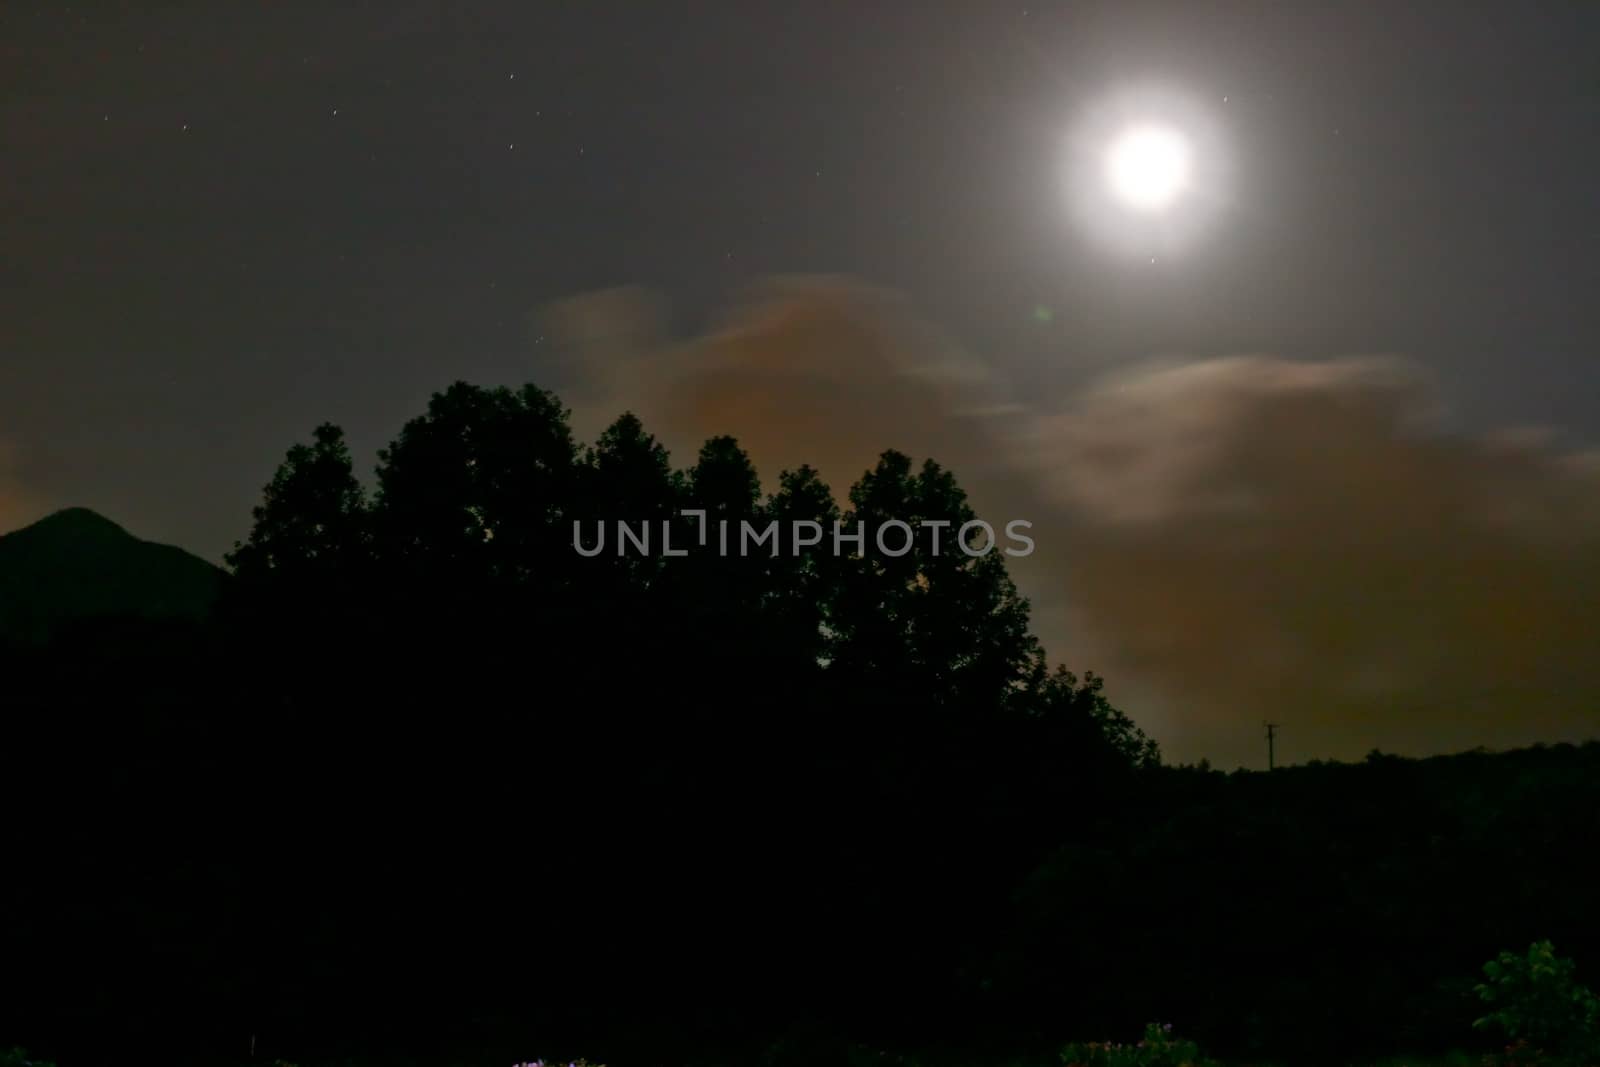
[1061, 1022, 1217, 1067]
[0, 1049, 57, 1067]
[1481, 1038, 1548, 1067]
[1473, 940, 1600, 1066]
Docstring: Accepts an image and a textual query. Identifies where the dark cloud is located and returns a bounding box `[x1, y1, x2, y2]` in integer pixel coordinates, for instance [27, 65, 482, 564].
[543, 276, 1600, 768]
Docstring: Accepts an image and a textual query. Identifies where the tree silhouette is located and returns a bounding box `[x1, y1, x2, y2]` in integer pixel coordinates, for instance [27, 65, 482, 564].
[762, 463, 844, 670]
[575, 410, 683, 591]
[35, 375, 1582, 1067]
[203, 385, 1188, 1063]
[225, 422, 368, 586]
[1034, 665, 1161, 770]
[828, 450, 1043, 717]
[372, 380, 579, 590]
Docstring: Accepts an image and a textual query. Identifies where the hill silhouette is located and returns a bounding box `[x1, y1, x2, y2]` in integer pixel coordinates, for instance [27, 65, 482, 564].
[0, 507, 225, 643]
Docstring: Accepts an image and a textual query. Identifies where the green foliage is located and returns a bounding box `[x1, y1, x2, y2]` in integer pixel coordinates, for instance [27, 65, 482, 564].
[1, 1048, 57, 1067]
[1061, 1023, 1217, 1067]
[1473, 941, 1600, 1065]
[759, 1024, 924, 1067]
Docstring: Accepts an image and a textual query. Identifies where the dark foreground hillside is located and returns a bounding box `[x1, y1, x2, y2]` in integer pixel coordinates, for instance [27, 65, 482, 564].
[2, 383, 1596, 1067]
[5, 637, 1595, 1067]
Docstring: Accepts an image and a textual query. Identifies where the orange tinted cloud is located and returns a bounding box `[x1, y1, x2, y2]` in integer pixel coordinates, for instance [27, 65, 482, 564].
[1034, 355, 1600, 767]
[541, 276, 1600, 768]
[551, 276, 1014, 496]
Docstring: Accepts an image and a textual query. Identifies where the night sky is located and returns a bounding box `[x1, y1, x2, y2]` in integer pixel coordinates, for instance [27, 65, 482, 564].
[6, 2, 1600, 765]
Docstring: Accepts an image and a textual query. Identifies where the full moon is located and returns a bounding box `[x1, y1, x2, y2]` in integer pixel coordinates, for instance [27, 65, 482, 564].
[1104, 124, 1192, 212]
[1065, 86, 1230, 258]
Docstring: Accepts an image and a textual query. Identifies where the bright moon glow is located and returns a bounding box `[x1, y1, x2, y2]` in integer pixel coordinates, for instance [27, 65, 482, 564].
[1065, 85, 1230, 260]
[1104, 124, 1192, 212]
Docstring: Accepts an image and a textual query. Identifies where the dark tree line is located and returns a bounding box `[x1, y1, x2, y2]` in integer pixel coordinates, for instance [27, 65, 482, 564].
[2, 380, 1596, 1067]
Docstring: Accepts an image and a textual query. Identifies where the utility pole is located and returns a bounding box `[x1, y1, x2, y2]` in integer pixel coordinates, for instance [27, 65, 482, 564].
[1265, 722, 1280, 771]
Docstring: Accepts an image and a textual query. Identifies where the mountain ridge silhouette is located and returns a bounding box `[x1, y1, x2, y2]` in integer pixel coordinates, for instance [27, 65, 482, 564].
[0, 506, 225, 642]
